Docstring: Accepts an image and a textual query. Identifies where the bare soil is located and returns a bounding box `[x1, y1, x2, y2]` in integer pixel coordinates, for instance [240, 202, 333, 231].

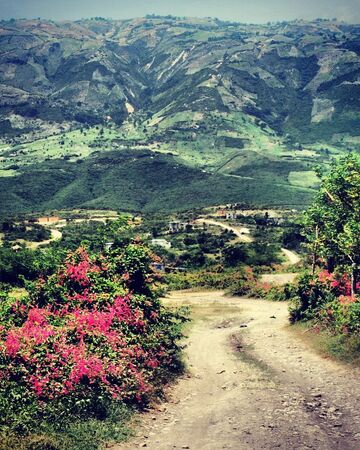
[195, 219, 252, 243]
[261, 273, 298, 285]
[281, 248, 301, 265]
[115, 291, 360, 450]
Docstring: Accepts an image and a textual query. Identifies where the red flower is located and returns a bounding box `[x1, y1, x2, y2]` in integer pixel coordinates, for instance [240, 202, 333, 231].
[5, 332, 21, 357]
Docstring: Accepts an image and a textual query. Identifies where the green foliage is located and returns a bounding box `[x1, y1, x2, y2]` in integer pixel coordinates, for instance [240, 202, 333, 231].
[0, 400, 132, 450]
[165, 266, 255, 292]
[289, 272, 335, 323]
[56, 216, 131, 252]
[0, 221, 50, 243]
[303, 153, 360, 291]
[0, 239, 189, 448]
[165, 265, 292, 300]
[282, 222, 305, 252]
[223, 240, 282, 268]
[0, 151, 314, 214]
[289, 269, 360, 339]
[0, 247, 66, 286]
[290, 153, 360, 363]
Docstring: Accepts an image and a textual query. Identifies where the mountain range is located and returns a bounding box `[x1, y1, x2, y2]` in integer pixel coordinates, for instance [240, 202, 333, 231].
[1, 16, 360, 213]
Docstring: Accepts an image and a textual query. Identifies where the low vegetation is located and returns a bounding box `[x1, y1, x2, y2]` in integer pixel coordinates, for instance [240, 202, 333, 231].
[0, 221, 188, 449]
[288, 154, 360, 361]
[0, 153, 359, 448]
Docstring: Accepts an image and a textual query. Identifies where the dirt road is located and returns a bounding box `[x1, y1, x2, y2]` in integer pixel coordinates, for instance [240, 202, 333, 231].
[26, 228, 63, 249]
[116, 291, 360, 450]
[281, 248, 301, 265]
[195, 219, 252, 243]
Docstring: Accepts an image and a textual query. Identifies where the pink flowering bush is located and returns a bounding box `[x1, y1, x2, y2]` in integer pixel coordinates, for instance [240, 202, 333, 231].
[289, 270, 360, 333]
[0, 245, 188, 442]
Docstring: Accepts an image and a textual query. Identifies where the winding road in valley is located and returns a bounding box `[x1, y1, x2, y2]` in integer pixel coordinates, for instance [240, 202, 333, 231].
[281, 247, 301, 265]
[195, 218, 253, 243]
[116, 291, 360, 450]
[26, 228, 63, 249]
[195, 218, 301, 266]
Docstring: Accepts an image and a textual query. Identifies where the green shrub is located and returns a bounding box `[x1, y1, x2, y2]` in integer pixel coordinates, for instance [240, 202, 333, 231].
[0, 243, 188, 448]
[289, 270, 360, 335]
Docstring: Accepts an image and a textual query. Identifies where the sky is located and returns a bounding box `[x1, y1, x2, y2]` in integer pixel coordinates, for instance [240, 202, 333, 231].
[1, 0, 360, 24]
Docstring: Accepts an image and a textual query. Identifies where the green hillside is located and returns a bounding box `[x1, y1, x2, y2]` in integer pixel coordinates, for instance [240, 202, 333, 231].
[1, 16, 360, 212]
[0, 150, 314, 213]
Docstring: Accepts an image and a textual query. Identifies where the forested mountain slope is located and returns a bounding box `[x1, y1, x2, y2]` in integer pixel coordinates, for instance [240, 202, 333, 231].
[1, 16, 360, 212]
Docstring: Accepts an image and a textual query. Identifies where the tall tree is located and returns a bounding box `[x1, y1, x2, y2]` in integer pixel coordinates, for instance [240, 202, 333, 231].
[303, 154, 360, 295]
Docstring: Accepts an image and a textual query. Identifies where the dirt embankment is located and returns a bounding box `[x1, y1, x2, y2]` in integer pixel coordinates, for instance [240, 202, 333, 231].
[195, 219, 252, 243]
[115, 291, 360, 450]
[281, 248, 301, 265]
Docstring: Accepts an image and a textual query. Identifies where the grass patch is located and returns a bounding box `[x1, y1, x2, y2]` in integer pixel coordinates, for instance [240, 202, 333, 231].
[292, 322, 360, 366]
[0, 402, 133, 450]
[288, 170, 320, 188]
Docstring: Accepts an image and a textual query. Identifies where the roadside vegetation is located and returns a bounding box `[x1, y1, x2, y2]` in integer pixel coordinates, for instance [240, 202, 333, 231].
[286, 154, 360, 362]
[0, 218, 188, 449]
[0, 153, 359, 448]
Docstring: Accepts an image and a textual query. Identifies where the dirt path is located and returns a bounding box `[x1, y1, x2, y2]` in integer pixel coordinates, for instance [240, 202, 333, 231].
[196, 219, 252, 243]
[116, 291, 360, 450]
[261, 272, 298, 285]
[26, 228, 63, 249]
[281, 248, 301, 265]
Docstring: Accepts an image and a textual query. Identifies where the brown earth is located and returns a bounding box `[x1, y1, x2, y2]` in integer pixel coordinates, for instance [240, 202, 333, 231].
[115, 291, 360, 450]
[194, 219, 252, 243]
[261, 273, 298, 285]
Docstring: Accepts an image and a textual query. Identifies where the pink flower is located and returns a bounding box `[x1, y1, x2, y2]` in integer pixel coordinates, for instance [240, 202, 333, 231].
[5, 332, 21, 356]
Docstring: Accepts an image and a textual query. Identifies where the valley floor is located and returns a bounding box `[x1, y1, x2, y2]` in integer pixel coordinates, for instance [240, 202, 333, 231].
[115, 291, 360, 450]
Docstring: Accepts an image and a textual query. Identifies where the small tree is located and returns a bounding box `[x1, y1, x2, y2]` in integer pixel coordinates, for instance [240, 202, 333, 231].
[303, 154, 360, 295]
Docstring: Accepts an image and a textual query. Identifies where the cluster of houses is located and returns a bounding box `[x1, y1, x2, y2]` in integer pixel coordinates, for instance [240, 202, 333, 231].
[214, 206, 287, 226]
[215, 204, 246, 219]
[150, 220, 194, 250]
[216, 208, 238, 220]
[168, 221, 193, 233]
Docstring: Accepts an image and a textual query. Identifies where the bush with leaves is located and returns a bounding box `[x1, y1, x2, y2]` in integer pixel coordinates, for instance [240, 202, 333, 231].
[0, 243, 188, 447]
[289, 270, 360, 333]
[303, 153, 360, 294]
[292, 154, 360, 355]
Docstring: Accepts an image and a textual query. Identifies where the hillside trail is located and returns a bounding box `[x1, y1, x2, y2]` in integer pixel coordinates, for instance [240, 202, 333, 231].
[194, 218, 301, 266]
[115, 291, 360, 450]
[194, 219, 252, 243]
[12, 228, 63, 250]
[26, 228, 63, 249]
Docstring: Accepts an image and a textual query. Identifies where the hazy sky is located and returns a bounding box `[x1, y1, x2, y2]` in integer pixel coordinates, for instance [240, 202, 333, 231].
[1, 0, 360, 23]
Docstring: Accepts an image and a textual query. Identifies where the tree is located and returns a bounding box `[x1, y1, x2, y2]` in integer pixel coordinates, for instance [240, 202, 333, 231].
[303, 154, 360, 295]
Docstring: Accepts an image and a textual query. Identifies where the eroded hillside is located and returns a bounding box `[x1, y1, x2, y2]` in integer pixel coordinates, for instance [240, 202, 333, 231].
[0, 16, 360, 212]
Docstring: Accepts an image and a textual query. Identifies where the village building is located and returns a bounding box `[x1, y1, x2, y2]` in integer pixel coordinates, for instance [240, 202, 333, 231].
[226, 210, 238, 220]
[151, 262, 165, 272]
[168, 221, 192, 233]
[36, 216, 61, 225]
[216, 209, 227, 218]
